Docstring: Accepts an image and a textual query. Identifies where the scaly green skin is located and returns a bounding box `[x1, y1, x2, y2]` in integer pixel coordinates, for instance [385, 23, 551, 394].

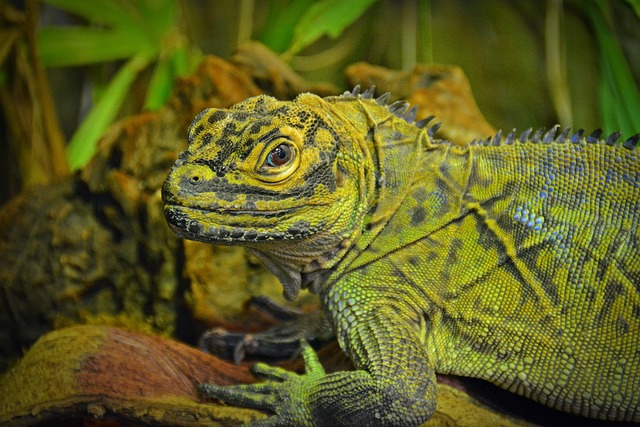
[162, 87, 640, 426]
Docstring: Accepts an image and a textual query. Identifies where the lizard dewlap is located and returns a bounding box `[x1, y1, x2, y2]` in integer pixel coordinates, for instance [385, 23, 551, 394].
[163, 86, 640, 426]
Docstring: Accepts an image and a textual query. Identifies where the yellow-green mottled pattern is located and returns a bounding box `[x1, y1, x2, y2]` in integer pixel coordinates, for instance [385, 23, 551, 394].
[163, 89, 639, 426]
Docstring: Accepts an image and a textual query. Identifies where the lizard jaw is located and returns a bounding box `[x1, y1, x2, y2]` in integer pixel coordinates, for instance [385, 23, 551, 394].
[163, 204, 314, 244]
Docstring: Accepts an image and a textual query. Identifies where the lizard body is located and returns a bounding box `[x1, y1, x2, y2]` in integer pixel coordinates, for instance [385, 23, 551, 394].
[162, 87, 640, 426]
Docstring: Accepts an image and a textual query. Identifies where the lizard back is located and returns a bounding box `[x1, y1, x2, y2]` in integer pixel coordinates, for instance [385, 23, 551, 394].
[338, 121, 640, 420]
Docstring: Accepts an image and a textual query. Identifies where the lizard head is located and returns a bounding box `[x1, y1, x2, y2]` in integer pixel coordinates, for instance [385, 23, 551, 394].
[162, 93, 372, 298]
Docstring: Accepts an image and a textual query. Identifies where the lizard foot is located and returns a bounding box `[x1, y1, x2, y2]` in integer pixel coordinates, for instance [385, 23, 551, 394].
[199, 296, 334, 364]
[199, 340, 324, 426]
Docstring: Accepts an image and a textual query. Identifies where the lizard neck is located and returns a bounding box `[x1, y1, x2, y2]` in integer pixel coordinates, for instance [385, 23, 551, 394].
[248, 97, 466, 300]
[303, 100, 456, 295]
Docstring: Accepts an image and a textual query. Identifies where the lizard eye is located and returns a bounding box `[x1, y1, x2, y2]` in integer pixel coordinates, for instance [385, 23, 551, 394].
[263, 144, 293, 168]
[254, 132, 301, 183]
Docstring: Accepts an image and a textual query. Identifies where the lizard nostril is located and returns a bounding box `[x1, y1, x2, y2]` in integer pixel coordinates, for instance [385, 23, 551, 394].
[189, 175, 201, 184]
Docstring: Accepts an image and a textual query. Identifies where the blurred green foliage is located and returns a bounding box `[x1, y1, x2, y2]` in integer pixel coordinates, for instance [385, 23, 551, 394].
[584, 0, 640, 137]
[279, 0, 377, 57]
[1, 0, 638, 195]
[259, 0, 316, 53]
[38, 0, 200, 170]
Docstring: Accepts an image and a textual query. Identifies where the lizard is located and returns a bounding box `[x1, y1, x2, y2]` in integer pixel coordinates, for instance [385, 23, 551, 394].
[162, 86, 640, 426]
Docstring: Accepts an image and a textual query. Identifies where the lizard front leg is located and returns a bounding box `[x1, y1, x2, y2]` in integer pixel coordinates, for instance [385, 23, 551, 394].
[199, 278, 437, 426]
[321, 284, 438, 426]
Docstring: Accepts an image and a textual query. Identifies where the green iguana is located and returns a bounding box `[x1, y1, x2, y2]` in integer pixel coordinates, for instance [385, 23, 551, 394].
[162, 86, 640, 426]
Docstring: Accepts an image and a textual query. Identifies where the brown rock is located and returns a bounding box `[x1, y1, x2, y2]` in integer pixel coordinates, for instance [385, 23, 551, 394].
[346, 62, 496, 144]
[0, 325, 263, 426]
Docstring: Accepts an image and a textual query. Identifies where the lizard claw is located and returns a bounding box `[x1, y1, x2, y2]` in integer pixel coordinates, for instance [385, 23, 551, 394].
[250, 362, 298, 382]
[198, 382, 277, 410]
[198, 340, 324, 426]
[199, 299, 334, 363]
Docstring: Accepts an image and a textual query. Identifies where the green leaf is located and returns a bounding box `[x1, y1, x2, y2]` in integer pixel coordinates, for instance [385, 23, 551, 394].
[41, 0, 137, 26]
[0, 69, 7, 87]
[38, 27, 156, 67]
[625, 0, 640, 17]
[259, 0, 316, 53]
[144, 57, 173, 111]
[39, 0, 177, 67]
[287, 0, 378, 56]
[585, 1, 640, 136]
[66, 54, 151, 170]
[40, 0, 183, 168]
[144, 44, 201, 111]
[134, 0, 177, 45]
[170, 45, 188, 76]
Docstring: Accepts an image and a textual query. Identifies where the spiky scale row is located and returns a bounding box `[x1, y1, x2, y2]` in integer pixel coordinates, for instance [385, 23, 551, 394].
[362, 86, 376, 99]
[346, 85, 640, 149]
[606, 131, 622, 145]
[556, 126, 572, 143]
[587, 129, 603, 143]
[415, 116, 434, 129]
[340, 92, 635, 218]
[405, 105, 419, 122]
[570, 129, 584, 143]
[388, 100, 410, 117]
[343, 85, 439, 135]
[624, 134, 640, 149]
[543, 125, 559, 143]
[469, 125, 639, 150]
[376, 92, 392, 105]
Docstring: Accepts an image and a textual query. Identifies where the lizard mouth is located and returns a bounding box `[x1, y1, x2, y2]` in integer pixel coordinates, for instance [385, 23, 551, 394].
[163, 201, 298, 218]
[163, 204, 307, 244]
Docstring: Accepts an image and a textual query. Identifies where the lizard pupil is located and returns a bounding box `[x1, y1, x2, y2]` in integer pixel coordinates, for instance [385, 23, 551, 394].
[266, 144, 292, 167]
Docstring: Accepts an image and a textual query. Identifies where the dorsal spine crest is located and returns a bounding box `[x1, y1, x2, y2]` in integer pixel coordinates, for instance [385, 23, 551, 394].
[342, 86, 639, 151]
